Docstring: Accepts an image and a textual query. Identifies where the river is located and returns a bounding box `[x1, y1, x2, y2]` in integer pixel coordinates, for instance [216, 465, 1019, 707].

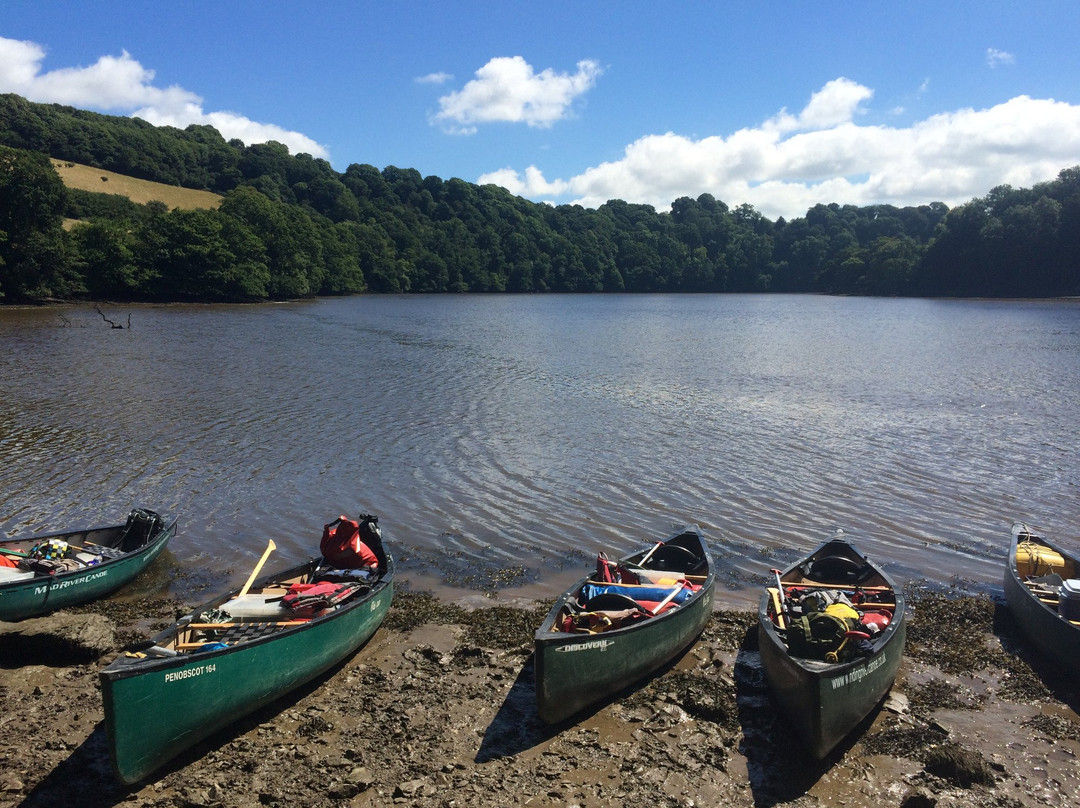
[2, 294, 1077, 608]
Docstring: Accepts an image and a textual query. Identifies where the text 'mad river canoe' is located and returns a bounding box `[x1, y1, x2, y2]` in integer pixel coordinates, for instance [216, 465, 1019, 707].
[0, 508, 175, 622]
[758, 534, 906, 759]
[1004, 522, 1080, 669]
[534, 525, 715, 724]
[100, 518, 393, 784]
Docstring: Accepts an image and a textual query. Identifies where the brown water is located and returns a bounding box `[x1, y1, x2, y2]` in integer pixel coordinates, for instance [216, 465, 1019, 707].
[2, 294, 1078, 608]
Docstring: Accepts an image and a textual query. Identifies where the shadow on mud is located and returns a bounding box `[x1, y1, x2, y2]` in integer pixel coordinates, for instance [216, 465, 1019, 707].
[734, 626, 874, 807]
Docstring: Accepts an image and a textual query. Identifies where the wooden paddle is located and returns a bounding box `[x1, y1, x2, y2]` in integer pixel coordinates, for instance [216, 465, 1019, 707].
[237, 540, 276, 598]
[767, 587, 787, 630]
[787, 580, 891, 592]
[1, 541, 100, 559]
[770, 568, 792, 626]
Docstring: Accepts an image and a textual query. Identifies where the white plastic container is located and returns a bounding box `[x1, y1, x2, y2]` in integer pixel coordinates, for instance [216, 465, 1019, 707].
[1059, 579, 1080, 621]
[221, 593, 289, 620]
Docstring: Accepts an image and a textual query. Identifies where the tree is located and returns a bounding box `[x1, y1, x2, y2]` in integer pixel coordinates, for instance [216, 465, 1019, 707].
[72, 220, 143, 299]
[221, 186, 324, 299]
[0, 145, 78, 300]
[860, 236, 921, 295]
[136, 208, 268, 301]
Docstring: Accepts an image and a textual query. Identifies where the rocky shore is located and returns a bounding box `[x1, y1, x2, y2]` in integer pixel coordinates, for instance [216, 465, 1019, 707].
[1, 589, 1078, 808]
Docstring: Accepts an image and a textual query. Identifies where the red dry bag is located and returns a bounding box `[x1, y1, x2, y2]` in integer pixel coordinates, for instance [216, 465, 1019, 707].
[320, 516, 379, 569]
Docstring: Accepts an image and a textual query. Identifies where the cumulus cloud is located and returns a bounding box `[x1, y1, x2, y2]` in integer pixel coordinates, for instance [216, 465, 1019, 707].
[987, 48, 1015, 68]
[480, 80, 1080, 220]
[431, 56, 602, 133]
[0, 36, 328, 158]
[764, 77, 874, 133]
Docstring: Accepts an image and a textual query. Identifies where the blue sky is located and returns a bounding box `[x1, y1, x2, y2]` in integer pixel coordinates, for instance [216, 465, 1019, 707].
[3, 1, 1080, 220]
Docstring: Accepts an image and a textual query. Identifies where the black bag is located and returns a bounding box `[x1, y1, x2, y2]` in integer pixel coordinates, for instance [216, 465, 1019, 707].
[119, 508, 163, 551]
[357, 513, 387, 573]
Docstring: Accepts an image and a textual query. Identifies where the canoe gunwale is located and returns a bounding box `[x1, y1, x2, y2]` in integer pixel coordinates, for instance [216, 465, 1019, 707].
[534, 527, 713, 642]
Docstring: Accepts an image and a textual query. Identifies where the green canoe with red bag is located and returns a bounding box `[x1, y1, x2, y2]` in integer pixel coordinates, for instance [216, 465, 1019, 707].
[100, 514, 393, 784]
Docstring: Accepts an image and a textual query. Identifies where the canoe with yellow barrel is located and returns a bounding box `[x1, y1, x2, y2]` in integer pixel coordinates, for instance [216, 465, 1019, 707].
[1004, 522, 1080, 669]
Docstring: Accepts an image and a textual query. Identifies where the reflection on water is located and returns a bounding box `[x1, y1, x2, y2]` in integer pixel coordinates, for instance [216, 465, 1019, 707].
[2, 294, 1078, 608]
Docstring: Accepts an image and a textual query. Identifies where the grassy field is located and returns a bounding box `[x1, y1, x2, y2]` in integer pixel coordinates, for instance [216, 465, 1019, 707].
[52, 160, 222, 211]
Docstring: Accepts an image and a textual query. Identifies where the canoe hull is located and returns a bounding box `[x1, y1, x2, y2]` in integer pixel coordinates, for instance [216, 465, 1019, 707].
[757, 538, 906, 759]
[100, 557, 393, 784]
[758, 607, 905, 758]
[1003, 524, 1080, 669]
[534, 527, 715, 724]
[0, 511, 175, 622]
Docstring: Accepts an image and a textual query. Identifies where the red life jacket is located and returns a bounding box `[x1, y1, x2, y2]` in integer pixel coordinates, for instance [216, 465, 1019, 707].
[282, 581, 364, 617]
[320, 516, 379, 569]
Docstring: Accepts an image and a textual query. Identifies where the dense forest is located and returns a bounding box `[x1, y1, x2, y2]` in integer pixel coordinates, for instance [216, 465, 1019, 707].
[1, 92, 1078, 303]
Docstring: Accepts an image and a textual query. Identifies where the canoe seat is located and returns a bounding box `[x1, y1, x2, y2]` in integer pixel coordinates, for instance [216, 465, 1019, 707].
[806, 555, 873, 585]
[642, 544, 702, 573]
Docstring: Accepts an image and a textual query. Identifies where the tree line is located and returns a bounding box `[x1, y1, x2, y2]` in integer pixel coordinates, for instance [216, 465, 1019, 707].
[2, 92, 1078, 303]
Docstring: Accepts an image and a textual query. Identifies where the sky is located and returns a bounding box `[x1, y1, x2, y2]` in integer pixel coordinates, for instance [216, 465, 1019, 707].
[3, 2, 1080, 221]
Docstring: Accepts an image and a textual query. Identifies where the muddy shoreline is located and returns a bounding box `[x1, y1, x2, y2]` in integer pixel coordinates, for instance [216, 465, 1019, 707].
[1, 590, 1078, 808]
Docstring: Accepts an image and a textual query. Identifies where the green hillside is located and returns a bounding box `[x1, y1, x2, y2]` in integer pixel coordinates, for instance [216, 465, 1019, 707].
[2, 92, 1079, 303]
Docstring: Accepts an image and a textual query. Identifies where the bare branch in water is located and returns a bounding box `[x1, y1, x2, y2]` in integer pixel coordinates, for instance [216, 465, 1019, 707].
[94, 306, 125, 329]
[58, 313, 71, 327]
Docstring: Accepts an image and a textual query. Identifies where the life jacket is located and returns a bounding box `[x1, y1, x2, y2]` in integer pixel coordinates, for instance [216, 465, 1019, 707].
[824, 602, 861, 621]
[320, 516, 379, 569]
[282, 581, 365, 617]
[0, 553, 18, 568]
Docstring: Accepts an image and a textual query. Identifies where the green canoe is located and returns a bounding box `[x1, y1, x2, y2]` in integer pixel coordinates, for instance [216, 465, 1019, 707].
[534, 525, 715, 724]
[0, 508, 175, 622]
[100, 549, 394, 784]
[758, 536, 906, 759]
[1004, 522, 1080, 669]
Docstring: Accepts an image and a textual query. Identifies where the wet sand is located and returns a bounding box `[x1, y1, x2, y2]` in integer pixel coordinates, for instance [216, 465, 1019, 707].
[0, 590, 1078, 808]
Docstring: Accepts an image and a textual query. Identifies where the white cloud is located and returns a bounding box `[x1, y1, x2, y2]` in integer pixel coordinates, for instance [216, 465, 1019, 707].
[431, 56, 602, 133]
[0, 36, 329, 158]
[987, 48, 1016, 68]
[481, 81, 1080, 220]
[764, 77, 873, 133]
[415, 72, 453, 85]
